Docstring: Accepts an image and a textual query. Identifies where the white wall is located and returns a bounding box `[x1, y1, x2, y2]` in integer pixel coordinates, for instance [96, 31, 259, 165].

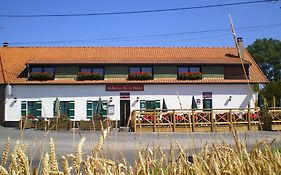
[5, 84, 257, 121]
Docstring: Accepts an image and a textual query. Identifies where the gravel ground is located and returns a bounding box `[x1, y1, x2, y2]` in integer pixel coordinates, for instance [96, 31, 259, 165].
[0, 127, 281, 168]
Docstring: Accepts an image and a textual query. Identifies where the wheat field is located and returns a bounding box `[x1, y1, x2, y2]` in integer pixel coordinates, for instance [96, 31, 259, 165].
[0, 127, 281, 175]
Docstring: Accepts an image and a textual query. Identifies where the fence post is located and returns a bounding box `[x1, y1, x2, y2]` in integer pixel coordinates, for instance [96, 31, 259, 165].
[211, 110, 214, 132]
[138, 111, 142, 132]
[229, 109, 233, 131]
[192, 110, 195, 132]
[153, 111, 156, 132]
[133, 111, 136, 132]
[273, 96, 276, 108]
[247, 104, 251, 130]
[172, 110, 176, 132]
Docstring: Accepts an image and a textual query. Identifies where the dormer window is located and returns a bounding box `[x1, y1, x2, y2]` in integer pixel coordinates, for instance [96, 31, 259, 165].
[28, 66, 55, 81]
[76, 67, 104, 81]
[80, 67, 104, 75]
[31, 66, 55, 76]
[128, 66, 153, 80]
[177, 66, 202, 80]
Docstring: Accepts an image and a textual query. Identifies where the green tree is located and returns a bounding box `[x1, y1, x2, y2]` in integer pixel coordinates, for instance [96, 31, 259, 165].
[247, 38, 281, 81]
[260, 81, 281, 107]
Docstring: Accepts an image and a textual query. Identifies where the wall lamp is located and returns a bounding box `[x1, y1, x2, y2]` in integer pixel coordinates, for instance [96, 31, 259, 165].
[136, 97, 140, 102]
[13, 97, 17, 103]
[228, 96, 232, 101]
[109, 97, 113, 102]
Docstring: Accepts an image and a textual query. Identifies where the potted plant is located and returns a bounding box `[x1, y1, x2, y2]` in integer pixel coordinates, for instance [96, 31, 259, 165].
[177, 72, 202, 80]
[76, 72, 104, 81]
[128, 72, 153, 80]
[28, 72, 54, 81]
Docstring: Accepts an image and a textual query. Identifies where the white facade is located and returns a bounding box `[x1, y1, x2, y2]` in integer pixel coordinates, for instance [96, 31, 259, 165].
[5, 84, 257, 122]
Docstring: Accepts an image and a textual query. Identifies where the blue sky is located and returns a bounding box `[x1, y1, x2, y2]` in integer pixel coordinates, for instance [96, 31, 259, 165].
[0, 0, 280, 47]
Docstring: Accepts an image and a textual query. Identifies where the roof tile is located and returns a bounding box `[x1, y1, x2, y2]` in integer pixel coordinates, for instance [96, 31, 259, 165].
[0, 46, 268, 84]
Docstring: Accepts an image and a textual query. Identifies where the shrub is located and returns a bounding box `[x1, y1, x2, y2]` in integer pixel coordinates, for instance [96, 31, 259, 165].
[76, 72, 104, 81]
[178, 72, 202, 80]
[28, 72, 54, 81]
[128, 72, 153, 80]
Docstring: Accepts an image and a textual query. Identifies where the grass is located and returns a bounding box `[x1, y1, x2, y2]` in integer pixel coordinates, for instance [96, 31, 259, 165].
[1, 128, 281, 175]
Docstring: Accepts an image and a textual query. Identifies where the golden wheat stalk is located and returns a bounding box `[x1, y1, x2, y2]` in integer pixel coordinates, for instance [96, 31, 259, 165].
[16, 147, 30, 175]
[72, 137, 85, 175]
[0, 137, 10, 168]
[61, 156, 72, 175]
[0, 165, 8, 175]
[49, 138, 58, 172]
[92, 126, 110, 157]
[41, 153, 49, 175]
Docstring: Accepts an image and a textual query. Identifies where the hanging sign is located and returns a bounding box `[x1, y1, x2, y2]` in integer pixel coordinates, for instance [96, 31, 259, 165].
[106, 84, 144, 91]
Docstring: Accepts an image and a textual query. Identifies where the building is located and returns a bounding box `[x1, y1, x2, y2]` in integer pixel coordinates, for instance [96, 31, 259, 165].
[0, 40, 268, 127]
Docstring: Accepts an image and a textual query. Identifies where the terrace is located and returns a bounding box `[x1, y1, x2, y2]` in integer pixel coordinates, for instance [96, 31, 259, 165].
[129, 107, 281, 132]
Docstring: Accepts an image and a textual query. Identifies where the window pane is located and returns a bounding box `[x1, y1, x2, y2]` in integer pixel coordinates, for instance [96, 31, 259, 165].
[141, 67, 152, 73]
[178, 67, 189, 73]
[31, 67, 43, 73]
[146, 101, 155, 109]
[43, 67, 55, 75]
[27, 101, 36, 116]
[80, 68, 92, 73]
[92, 68, 103, 75]
[129, 67, 141, 73]
[189, 67, 200, 73]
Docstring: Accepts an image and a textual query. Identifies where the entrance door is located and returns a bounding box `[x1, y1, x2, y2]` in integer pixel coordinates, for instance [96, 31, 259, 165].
[120, 100, 130, 127]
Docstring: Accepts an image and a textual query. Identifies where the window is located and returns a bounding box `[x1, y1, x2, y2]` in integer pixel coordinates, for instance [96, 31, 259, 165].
[128, 66, 153, 80]
[30, 66, 55, 76]
[80, 67, 104, 75]
[203, 98, 213, 109]
[189, 67, 200, 73]
[21, 101, 42, 117]
[178, 66, 201, 74]
[129, 66, 153, 74]
[86, 100, 107, 118]
[53, 101, 75, 118]
[140, 100, 160, 110]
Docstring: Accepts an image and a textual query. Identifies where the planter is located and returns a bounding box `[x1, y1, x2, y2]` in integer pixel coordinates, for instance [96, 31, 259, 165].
[19, 117, 37, 129]
[28, 72, 54, 81]
[37, 120, 49, 130]
[49, 120, 70, 130]
[128, 72, 153, 80]
[177, 72, 202, 80]
[79, 120, 94, 130]
[76, 72, 103, 81]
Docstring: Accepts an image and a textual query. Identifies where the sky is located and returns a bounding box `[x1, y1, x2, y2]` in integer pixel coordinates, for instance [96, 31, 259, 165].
[0, 0, 280, 47]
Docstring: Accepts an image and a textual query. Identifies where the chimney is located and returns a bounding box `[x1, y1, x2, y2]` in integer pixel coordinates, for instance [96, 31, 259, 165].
[237, 37, 244, 59]
[2, 42, 8, 47]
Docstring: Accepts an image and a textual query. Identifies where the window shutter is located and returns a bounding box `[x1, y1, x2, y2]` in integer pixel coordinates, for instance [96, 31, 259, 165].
[36, 101, 42, 117]
[21, 101, 27, 116]
[69, 101, 75, 118]
[140, 100, 146, 109]
[155, 100, 161, 109]
[86, 100, 93, 119]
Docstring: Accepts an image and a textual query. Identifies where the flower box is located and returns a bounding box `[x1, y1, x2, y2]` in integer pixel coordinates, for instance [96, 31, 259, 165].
[128, 72, 153, 80]
[28, 72, 54, 81]
[76, 72, 104, 81]
[177, 72, 202, 80]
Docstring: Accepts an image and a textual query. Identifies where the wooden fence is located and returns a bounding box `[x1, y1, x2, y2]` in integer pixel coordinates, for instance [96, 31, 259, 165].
[130, 107, 281, 132]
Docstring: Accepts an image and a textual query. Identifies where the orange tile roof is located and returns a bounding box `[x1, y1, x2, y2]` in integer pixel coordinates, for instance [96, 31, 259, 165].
[0, 46, 268, 84]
